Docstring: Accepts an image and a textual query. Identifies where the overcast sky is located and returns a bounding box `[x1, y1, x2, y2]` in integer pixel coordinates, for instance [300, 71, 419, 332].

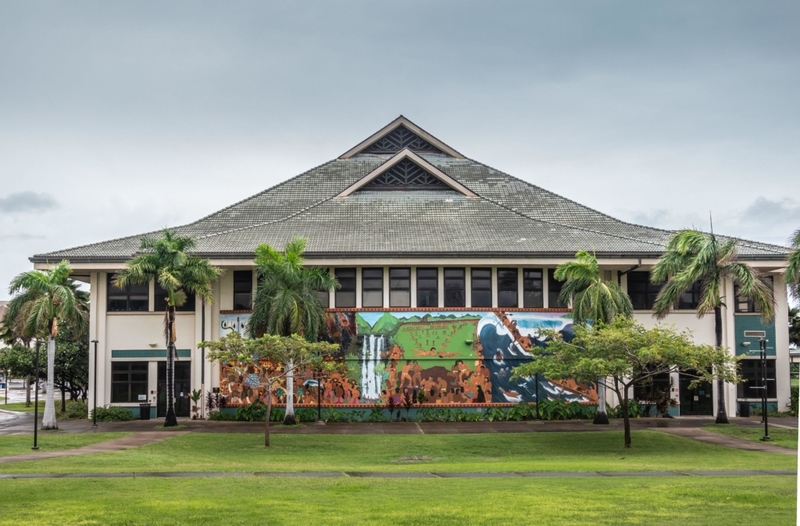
[1, 1, 798, 300]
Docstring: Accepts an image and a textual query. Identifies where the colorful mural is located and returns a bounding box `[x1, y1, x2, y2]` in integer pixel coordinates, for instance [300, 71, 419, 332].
[217, 310, 597, 407]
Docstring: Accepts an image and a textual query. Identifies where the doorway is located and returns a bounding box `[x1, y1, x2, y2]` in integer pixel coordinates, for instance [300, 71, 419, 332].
[157, 361, 191, 417]
[678, 371, 713, 416]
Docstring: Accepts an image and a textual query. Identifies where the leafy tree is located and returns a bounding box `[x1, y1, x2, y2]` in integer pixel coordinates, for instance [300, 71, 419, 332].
[7, 261, 88, 429]
[115, 230, 221, 427]
[52, 321, 89, 408]
[203, 332, 339, 446]
[554, 250, 633, 425]
[651, 229, 774, 424]
[249, 237, 338, 425]
[0, 343, 40, 405]
[789, 307, 800, 349]
[786, 229, 800, 302]
[513, 317, 739, 448]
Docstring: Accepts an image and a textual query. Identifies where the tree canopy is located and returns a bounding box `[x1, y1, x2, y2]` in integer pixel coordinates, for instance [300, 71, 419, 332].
[513, 317, 738, 448]
[786, 229, 800, 302]
[554, 250, 632, 325]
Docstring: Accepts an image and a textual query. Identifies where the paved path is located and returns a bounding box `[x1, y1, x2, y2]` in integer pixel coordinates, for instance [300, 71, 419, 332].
[0, 431, 187, 464]
[0, 469, 794, 480]
[654, 427, 797, 455]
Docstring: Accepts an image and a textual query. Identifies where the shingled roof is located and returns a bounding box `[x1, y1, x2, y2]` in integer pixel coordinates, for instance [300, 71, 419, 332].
[32, 117, 789, 263]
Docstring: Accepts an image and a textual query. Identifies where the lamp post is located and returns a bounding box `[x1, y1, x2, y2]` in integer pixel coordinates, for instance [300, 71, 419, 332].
[32, 341, 41, 450]
[759, 337, 771, 442]
[535, 372, 541, 420]
[91, 340, 98, 428]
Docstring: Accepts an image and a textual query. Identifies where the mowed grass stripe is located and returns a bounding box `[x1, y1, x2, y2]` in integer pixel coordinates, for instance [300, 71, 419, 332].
[0, 430, 794, 474]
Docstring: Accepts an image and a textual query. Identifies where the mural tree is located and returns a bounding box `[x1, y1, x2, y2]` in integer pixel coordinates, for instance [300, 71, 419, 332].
[249, 237, 339, 425]
[651, 229, 774, 424]
[7, 260, 88, 429]
[554, 250, 632, 424]
[513, 317, 739, 448]
[786, 229, 800, 302]
[115, 230, 221, 427]
[203, 331, 339, 446]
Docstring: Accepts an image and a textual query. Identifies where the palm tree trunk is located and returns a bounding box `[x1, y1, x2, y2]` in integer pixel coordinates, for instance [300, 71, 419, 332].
[25, 376, 30, 407]
[714, 305, 729, 424]
[164, 307, 178, 427]
[283, 359, 296, 425]
[593, 377, 609, 425]
[42, 336, 58, 430]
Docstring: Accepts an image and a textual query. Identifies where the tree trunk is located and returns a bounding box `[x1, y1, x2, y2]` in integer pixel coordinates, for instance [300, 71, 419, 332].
[283, 359, 296, 425]
[61, 387, 66, 413]
[593, 377, 609, 425]
[714, 305, 729, 424]
[265, 388, 272, 447]
[164, 307, 178, 427]
[42, 336, 58, 430]
[622, 391, 631, 449]
[25, 376, 30, 407]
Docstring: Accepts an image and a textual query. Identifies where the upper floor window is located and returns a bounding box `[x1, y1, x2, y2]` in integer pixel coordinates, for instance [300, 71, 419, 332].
[444, 268, 465, 308]
[497, 268, 518, 308]
[362, 268, 384, 308]
[548, 269, 567, 308]
[335, 268, 356, 308]
[155, 283, 196, 312]
[471, 268, 492, 308]
[628, 271, 663, 311]
[734, 276, 773, 313]
[389, 268, 411, 307]
[233, 271, 253, 310]
[523, 268, 543, 308]
[417, 268, 438, 308]
[107, 274, 148, 312]
[677, 281, 702, 310]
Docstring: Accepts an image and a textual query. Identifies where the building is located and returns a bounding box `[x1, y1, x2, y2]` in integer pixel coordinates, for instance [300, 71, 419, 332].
[30, 116, 792, 418]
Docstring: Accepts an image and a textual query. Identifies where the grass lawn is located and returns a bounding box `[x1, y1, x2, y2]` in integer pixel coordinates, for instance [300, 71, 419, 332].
[0, 433, 128, 457]
[0, 401, 44, 412]
[0, 431, 795, 474]
[704, 424, 798, 450]
[0, 476, 794, 525]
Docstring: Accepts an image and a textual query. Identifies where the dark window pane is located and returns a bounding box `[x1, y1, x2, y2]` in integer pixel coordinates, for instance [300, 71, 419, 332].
[444, 268, 465, 307]
[523, 268, 543, 308]
[472, 291, 492, 308]
[734, 276, 773, 313]
[362, 268, 383, 307]
[628, 271, 662, 311]
[416, 268, 438, 307]
[523, 290, 543, 308]
[155, 284, 195, 312]
[233, 271, 253, 310]
[498, 268, 518, 308]
[471, 268, 492, 307]
[389, 268, 410, 307]
[335, 268, 356, 308]
[737, 359, 777, 398]
[677, 281, 702, 310]
[111, 361, 149, 403]
[548, 269, 567, 308]
[108, 274, 151, 312]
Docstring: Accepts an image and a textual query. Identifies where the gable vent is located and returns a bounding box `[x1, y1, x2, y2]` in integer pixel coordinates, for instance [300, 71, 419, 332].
[360, 159, 450, 191]
[361, 125, 444, 155]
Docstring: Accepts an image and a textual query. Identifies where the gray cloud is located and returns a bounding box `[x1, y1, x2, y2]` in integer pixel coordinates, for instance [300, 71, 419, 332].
[0, 233, 46, 241]
[0, 192, 57, 213]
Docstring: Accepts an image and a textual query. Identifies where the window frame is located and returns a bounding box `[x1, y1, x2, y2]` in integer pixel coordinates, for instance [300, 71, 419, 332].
[737, 358, 777, 399]
[443, 268, 465, 308]
[334, 268, 356, 308]
[734, 276, 773, 313]
[471, 267, 492, 308]
[232, 270, 253, 311]
[497, 268, 518, 308]
[677, 281, 702, 310]
[111, 361, 149, 403]
[389, 267, 411, 307]
[547, 269, 567, 308]
[522, 268, 543, 308]
[627, 271, 663, 311]
[155, 283, 196, 312]
[107, 274, 149, 312]
[416, 267, 438, 308]
[362, 267, 384, 308]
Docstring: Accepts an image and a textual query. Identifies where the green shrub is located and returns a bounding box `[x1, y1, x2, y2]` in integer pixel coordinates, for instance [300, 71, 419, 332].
[63, 400, 89, 419]
[90, 406, 134, 422]
[482, 407, 507, 421]
[209, 411, 237, 421]
[296, 408, 318, 422]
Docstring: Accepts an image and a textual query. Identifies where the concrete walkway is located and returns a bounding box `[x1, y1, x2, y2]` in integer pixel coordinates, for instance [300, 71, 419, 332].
[0, 431, 187, 464]
[653, 427, 796, 455]
[0, 469, 794, 480]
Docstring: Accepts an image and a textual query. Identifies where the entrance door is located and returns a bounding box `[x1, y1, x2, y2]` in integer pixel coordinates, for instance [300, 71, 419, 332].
[678, 371, 713, 416]
[157, 361, 191, 417]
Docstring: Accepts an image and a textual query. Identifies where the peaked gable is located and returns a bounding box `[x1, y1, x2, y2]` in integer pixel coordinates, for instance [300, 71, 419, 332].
[337, 150, 477, 198]
[339, 116, 465, 159]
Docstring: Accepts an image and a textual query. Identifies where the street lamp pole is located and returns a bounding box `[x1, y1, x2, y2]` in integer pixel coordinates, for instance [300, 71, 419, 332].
[535, 372, 541, 420]
[91, 340, 98, 428]
[759, 337, 771, 442]
[32, 341, 40, 450]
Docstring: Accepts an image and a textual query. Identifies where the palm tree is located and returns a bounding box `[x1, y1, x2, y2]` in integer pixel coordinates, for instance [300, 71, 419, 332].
[7, 260, 88, 429]
[115, 230, 221, 427]
[248, 237, 338, 425]
[554, 250, 633, 424]
[652, 229, 774, 424]
[786, 229, 800, 302]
